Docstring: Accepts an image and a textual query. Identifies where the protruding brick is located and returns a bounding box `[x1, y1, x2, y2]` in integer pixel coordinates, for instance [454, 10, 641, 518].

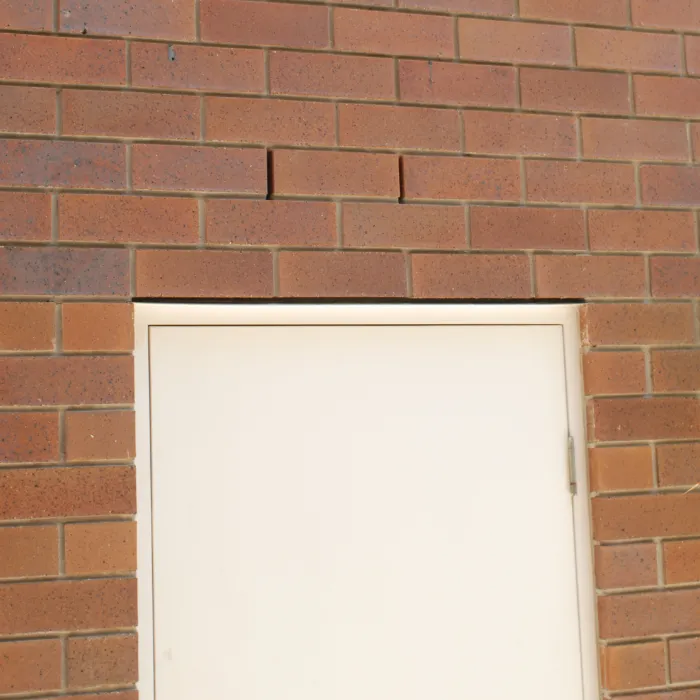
[520, 0, 628, 24]
[270, 51, 395, 100]
[412, 253, 530, 298]
[652, 350, 700, 392]
[65, 411, 135, 463]
[0, 526, 59, 578]
[64, 522, 136, 575]
[583, 351, 646, 395]
[400, 0, 513, 13]
[62, 90, 199, 140]
[131, 42, 265, 93]
[0, 86, 55, 135]
[520, 68, 630, 114]
[0, 140, 124, 188]
[0, 34, 125, 85]
[536, 255, 645, 298]
[343, 202, 465, 249]
[601, 642, 666, 690]
[334, 8, 453, 57]
[459, 18, 571, 66]
[0, 413, 59, 464]
[589, 397, 700, 441]
[62, 303, 134, 352]
[665, 541, 700, 585]
[589, 210, 695, 252]
[338, 104, 461, 151]
[279, 251, 406, 297]
[635, 75, 700, 117]
[670, 637, 700, 683]
[0, 579, 136, 635]
[652, 257, 700, 297]
[132, 144, 266, 194]
[596, 544, 657, 590]
[67, 634, 138, 689]
[0, 0, 52, 30]
[0, 192, 50, 241]
[136, 249, 273, 298]
[0, 357, 133, 406]
[576, 28, 682, 73]
[0, 466, 135, 520]
[589, 446, 654, 492]
[658, 443, 700, 486]
[206, 97, 334, 147]
[581, 303, 695, 346]
[471, 207, 585, 250]
[0, 247, 129, 296]
[399, 60, 516, 107]
[0, 640, 61, 695]
[642, 166, 700, 206]
[201, 0, 329, 48]
[633, 0, 700, 30]
[60, 194, 199, 245]
[272, 150, 399, 198]
[0, 302, 54, 351]
[206, 200, 336, 247]
[402, 155, 520, 201]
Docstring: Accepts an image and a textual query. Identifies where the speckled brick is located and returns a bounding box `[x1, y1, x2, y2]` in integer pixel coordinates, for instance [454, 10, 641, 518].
[0, 0, 52, 30]
[589, 446, 654, 492]
[0, 413, 59, 464]
[0, 302, 54, 350]
[0, 639, 61, 694]
[595, 543, 658, 589]
[62, 303, 134, 352]
[588, 210, 695, 252]
[64, 521, 136, 574]
[67, 634, 138, 688]
[0, 526, 59, 578]
[0, 85, 55, 135]
[0, 192, 50, 242]
[520, 0, 628, 24]
[65, 410, 135, 462]
[658, 443, 700, 487]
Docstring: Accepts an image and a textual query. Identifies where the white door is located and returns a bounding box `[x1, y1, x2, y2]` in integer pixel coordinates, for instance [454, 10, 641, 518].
[136, 305, 594, 700]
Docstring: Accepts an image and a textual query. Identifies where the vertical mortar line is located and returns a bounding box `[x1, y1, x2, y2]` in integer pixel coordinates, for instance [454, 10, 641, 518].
[514, 66, 522, 108]
[405, 251, 413, 297]
[58, 522, 66, 576]
[634, 162, 642, 207]
[643, 253, 651, 297]
[519, 156, 526, 203]
[58, 407, 66, 465]
[53, 0, 59, 31]
[328, 6, 335, 49]
[643, 346, 652, 394]
[664, 636, 672, 686]
[582, 207, 590, 251]
[198, 199, 206, 247]
[458, 110, 466, 154]
[129, 247, 137, 299]
[655, 537, 665, 586]
[464, 204, 470, 249]
[125, 40, 132, 87]
[453, 16, 460, 61]
[394, 58, 401, 101]
[51, 193, 59, 243]
[195, 0, 201, 41]
[55, 88, 62, 138]
[200, 95, 206, 142]
[529, 252, 536, 298]
[125, 143, 133, 192]
[569, 24, 576, 68]
[651, 439, 660, 488]
[513, 0, 520, 16]
[626, 0, 632, 26]
[334, 103, 340, 147]
[694, 210, 700, 256]
[336, 201, 343, 247]
[693, 296, 700, 345]
[60, 634, 68, 689]
[629, 72, 636, 116]
[687, 122, 694, 164]
[575, 116, 583, 160]
[263, 48, 271, 95]
[681, 33, 688, 77]
[272, 249, 280, 297]
[54, 300, 62, 354]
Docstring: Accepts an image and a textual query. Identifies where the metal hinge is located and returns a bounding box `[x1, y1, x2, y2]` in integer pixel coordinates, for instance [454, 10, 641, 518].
[567, 435, 577, 495]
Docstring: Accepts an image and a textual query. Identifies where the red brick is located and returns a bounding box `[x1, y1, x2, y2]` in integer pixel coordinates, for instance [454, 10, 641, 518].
[60, 194, 199, 245]
[64, 522, 136, 575]
[0, 192, 50, 241]
[665, 541, 700, 585]
[527, 161, 636, 205]
[201, 0, 328, 48]
[520, 0, 628, 24]
[536, 255, 645, 298]
[687, 36, 700, 75]
[670, 637, 700, 683]
[583, 351, 646, 395]
[596, 544, 657, 589]
[654, 350, 700, 392]
[334, 8, 453, 57]
[635, 75, 700, 118]
[576, 28, 681, 73]
[599, 588, 700, 639]
[0, 466, 135, 520]
[272, 150, 399, 198]
[0, 34, 125, 85]
[206, 97, 334, 147]
[132, 144, 266, 194]
[582, 118, 688, 162]
[0, 579, 136, 634]
[589, 211, 695, 252]
[633, 0, 700, 30]
[643, 166, 700, 207]
[0, 247, 129, 297]
[135, 249, 273, 298]
[0, 639, 61, 694]
[658, 443, 700, 486]
[520, 68, 630, 114]
[652, 257, 700, 298]
[0, 0, 52, 30]
[412, 253, 530, 298]
[465, 111, 576, 157]
[0, 526, 59, 578]
[0, 302, 54, 351]
[402, 155, 520, 201]
[601, 642, 665, 690]
[0, 356, 133, 406]
[67, 634, 137, 688]
[691, 124, 700, 160]
[400, 0, 513, 13]
[589, 446, 654, 492]
[338, 104, 461, 152]
[471, 206, 584, 250]
[62, 90, 199, 140]
[0, 140, 124, 189]
[581, 303, 695, 346]
[399, 60, 516, 107]
[270, 51, 395, 100]
[343, 202, 465, 249]
[62, 303, 134, 352]
[459, 18, 571, 66]
[0, 85, 55, 135]
[589, 397, 700, 441]
[65, 411, 135, 463]
[279, 251, 406, 297]
[0, 413, 59, 464]
[206, 200, 336, 247]
[131, 42, 264, 93]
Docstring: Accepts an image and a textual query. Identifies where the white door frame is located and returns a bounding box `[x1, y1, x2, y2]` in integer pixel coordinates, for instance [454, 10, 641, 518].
[134, 303, 596, 700]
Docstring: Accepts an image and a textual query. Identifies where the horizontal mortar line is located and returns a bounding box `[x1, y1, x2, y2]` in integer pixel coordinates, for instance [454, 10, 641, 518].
[609, 680, 700, 697]
[0, 629, 136, 643]
[0, 515, 135, 529]
[590, 436, 700, 446]
[0, 458, 134, 469]
[590, 389, 700, 397]
[0, 405, 135, 412]
[0, 350, 132, 357]
[0, 684, 137, 700]
[0, 572, 136, 585]
[0, 294, 134, 302]
[600, 533, 700, 544]
[594, 485, 700, 497]
[597, 580, 700, 596]
[0, 186, 267, 199]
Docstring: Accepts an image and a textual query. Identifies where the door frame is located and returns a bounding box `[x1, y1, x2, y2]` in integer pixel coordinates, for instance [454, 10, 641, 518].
[134, 303, 596, 700]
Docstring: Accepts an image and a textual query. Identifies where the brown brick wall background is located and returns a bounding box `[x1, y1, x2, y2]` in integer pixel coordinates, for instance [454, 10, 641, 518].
[1, 0, 700, 697]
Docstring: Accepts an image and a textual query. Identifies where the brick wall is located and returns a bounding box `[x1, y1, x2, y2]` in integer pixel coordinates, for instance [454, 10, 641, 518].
[1, 0, 700, 697]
